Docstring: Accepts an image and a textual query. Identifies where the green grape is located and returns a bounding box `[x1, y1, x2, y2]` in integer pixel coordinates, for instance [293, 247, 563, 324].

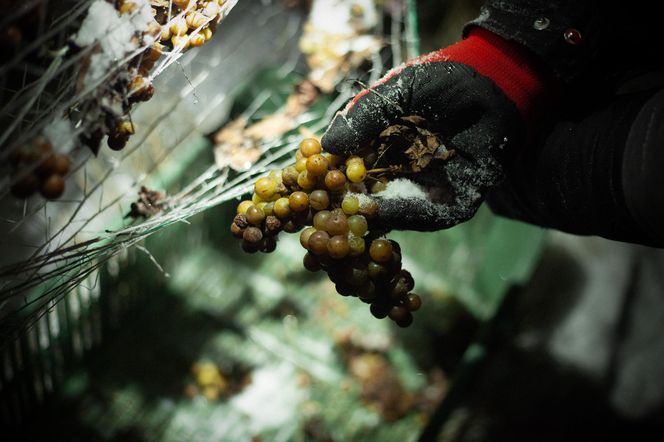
[273, 197, 291, 218]
[236, 200, 253, 215]
[263, 201, 275, 216]
[346, 161, 366, 183]
[348, 236, 365, 256]
[295, 157, 308, 172]
[254, 177, 277, 200]
[370, 177, 388, 193]
[341, 194, 359, 215]
[347, 215, 367, 236]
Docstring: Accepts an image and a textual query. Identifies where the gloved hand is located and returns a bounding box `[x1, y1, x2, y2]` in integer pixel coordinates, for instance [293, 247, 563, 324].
[321, 28, 550, 231]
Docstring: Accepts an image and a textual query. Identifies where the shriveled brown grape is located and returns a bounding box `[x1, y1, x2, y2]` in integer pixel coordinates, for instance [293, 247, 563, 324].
[243, 226, 263, 243]
[230, 223, 244, 238]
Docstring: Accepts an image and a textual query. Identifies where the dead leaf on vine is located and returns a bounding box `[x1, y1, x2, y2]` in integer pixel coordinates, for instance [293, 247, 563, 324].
[377, 116, 454, 172]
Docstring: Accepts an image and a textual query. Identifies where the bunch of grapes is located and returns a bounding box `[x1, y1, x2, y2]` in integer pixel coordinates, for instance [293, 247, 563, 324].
[230, 138, 421, 327]
[10, 136, 71, 199]
[86, 0, 227, 154]
[155, 0, 225, 51]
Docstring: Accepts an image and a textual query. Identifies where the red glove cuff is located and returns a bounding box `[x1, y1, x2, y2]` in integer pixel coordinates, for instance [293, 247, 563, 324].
[422, 27, 555, 123]
[346, 28, 555, 125]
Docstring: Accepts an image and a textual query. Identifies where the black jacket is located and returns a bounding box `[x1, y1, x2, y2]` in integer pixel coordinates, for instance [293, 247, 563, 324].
[467, 0, 663, 86]
[469, 0, 664, 247]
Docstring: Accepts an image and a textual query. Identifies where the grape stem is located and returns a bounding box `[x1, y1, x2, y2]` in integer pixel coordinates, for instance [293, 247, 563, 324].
[366, 166, 407, 175]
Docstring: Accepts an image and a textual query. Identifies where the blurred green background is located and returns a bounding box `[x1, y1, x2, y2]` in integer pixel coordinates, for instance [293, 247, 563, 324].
[2, 1, 549, 441]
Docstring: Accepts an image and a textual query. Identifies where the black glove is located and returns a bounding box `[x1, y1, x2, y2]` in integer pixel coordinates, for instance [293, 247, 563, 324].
[321, 30, 530, 231]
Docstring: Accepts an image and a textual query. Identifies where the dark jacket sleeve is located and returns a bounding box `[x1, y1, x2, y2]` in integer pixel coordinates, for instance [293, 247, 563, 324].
[465, 0, 599, 82]
[467, 1, 664, 247]
[465, 0, 661, 87]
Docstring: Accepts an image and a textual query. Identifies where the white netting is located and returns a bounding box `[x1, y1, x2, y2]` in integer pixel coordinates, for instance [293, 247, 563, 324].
[0, 0, 417, 349]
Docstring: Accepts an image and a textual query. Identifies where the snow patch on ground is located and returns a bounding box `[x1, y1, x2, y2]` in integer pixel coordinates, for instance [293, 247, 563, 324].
[230, 362, 306, 434]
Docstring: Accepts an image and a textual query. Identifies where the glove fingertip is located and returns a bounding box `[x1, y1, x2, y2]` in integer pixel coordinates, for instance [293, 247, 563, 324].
[321, 112, 363, 156]
[373, 195, 463, 232]
[373, 196, 423, 231]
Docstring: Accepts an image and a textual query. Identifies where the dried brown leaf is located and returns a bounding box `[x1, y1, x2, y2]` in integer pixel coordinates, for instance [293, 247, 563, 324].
[348, 352, 414, 422]
[376, 115, 449, 172]
[245, 113, 294, 141]
[213, 116, 247, 145]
